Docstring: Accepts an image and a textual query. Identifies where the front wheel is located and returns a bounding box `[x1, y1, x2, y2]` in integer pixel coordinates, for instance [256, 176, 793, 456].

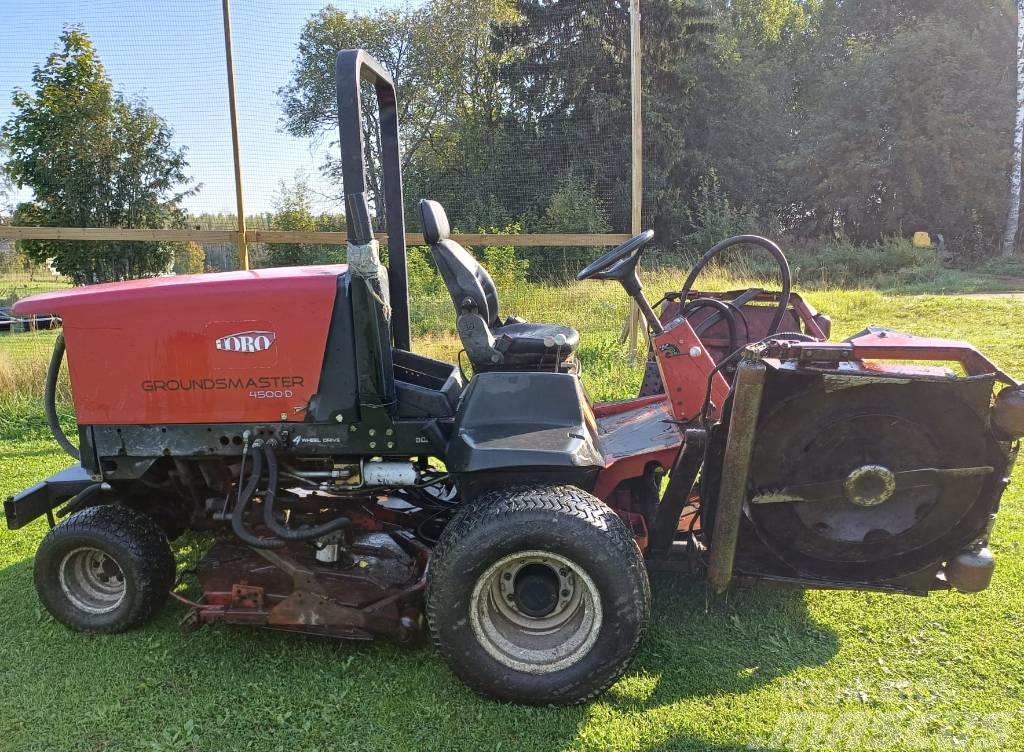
[34, 504, 176, 633]
[426, 485, 650, 704]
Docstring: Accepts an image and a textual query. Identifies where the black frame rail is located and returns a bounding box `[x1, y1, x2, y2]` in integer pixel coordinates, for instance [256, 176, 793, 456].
[335, 49, 410, 351]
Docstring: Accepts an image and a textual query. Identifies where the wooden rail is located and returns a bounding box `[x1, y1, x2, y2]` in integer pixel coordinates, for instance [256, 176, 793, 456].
[0, 227, 632, 248]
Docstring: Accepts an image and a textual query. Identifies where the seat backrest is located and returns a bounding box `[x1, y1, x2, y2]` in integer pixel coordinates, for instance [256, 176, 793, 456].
[419, 199, 499, 326]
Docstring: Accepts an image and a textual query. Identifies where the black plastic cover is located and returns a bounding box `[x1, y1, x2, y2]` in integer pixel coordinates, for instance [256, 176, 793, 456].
[4, 464, 94, 530]
[308, 272, 359, 423]
[446, 372, 603, 473]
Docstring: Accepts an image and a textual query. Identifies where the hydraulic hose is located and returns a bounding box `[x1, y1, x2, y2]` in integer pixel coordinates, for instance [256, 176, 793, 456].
[261, 443, 352, 541]
[680, 235, 792, 335]
[46, 334, 80, 460]
[55, 482, 104, 519]
[230, 445, 285, 549]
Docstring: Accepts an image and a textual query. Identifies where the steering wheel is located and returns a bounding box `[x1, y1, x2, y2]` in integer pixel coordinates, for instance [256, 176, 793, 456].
[576, 230, 655, 281]
[679, 235, 792, 336]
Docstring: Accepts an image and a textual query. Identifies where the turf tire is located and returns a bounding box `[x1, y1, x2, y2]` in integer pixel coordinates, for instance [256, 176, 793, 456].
[34, 504, 176, 633]
[427, 484, 650, 704]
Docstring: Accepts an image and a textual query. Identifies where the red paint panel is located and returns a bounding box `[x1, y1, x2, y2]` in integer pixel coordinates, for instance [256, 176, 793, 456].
[592, 399, 682, 500]
[653, 320, 731, 422]
[14, 266, 345, 424]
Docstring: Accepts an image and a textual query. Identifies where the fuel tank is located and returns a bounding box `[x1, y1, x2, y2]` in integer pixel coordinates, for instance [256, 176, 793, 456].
[13, 266, 350, 425]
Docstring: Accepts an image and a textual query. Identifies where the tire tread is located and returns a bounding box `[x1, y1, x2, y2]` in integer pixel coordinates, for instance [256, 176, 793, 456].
[426, 484, 650, 704]
[34, 504, 176, 633]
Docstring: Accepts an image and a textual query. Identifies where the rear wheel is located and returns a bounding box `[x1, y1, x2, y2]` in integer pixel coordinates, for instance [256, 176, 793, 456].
[427, 485, 650, 704]
[34, 504, 176, 633]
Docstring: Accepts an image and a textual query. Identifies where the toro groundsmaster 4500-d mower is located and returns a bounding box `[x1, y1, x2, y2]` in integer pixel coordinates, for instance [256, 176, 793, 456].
[6, 51, 1024, 705]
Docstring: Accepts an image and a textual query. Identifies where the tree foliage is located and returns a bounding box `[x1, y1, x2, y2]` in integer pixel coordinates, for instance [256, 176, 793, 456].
[2, 27, 195, 284]
[173, 241, 206, 275]
[279, 0, 518, 229]
[790, 0, 1015, 254]
[265, 173, 346, 267]
[276, 0, 1022, 268]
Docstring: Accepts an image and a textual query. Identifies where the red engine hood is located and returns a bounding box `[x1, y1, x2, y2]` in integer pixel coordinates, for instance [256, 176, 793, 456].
[13, 265, 348, 317]
[16, 265, 349, 425]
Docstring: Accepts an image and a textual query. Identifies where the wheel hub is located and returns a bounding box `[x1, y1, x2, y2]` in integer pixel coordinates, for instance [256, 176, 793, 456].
[511, 563, 562, 618]
[844, 465, 896, 507]
[470, 550, 602, 674]
[58, 546, 126, 615]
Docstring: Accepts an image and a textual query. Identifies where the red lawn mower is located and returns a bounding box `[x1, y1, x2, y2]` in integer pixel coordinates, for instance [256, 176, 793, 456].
[6, 51, 1023, 705]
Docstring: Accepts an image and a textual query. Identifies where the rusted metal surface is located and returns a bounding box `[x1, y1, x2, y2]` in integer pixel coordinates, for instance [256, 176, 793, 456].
[187, 530, 426, 642]
[769, 329, 1019, 384]
[706, 358, 767, 593]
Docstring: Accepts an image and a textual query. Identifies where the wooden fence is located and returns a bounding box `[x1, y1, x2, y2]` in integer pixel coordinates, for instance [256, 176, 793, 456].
[0, 227, 632, 249]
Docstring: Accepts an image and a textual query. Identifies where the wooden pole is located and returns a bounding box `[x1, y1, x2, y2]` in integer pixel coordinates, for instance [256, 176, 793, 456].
[625, 0, 644, 359]
[630, 0, 643, 239]
[222, 0, 249, 270]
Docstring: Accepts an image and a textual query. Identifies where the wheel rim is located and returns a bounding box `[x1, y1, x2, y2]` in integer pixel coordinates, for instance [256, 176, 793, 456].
[469, 550, 602, 674]
[58, 547, 126, 614]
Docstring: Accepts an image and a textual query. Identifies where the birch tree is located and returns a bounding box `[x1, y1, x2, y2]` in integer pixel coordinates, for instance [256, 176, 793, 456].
[1002, 0, 1024, 257]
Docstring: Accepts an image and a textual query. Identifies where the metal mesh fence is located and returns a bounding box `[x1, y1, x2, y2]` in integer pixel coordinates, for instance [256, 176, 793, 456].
[0, 0, 669, 423]
[1, 0, 641, 268]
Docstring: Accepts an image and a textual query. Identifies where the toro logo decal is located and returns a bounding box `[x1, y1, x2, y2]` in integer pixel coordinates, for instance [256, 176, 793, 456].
[215, 331, 276, 353]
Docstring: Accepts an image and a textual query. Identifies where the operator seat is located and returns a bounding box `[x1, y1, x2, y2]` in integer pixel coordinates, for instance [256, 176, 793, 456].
[418, 199, 579, 372]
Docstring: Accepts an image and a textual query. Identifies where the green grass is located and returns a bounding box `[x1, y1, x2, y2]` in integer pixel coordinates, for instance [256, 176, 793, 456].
[0, 271, 69, 306]
[2, 281, 1024, 751]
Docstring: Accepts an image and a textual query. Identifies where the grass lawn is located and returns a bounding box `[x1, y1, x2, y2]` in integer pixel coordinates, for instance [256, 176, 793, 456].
[0, 273, 69, 305]
[2, 279, 1024, 751]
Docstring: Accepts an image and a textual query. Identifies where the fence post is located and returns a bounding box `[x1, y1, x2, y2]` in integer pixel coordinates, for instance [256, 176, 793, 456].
[624, 0, 644, 360]
[222, 0, 248, 271]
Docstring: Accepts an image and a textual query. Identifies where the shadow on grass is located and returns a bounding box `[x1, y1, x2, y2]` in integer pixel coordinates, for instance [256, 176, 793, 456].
[0, 537, 837, 752]
[613, 574, 838, 709]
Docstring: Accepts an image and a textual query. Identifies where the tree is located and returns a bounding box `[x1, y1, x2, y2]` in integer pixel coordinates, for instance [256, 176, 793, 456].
[1003, 0, 1024, 257]
[727, 0, 807, 43]
[494, 0, 714, 234]
[266, 173, 345, 267]
[525, 171, 612, 280]
[173, 241, 205, 275]
[789, 0, 1015, 252]
[0, 139, 14, 218]
[279, 0, 517, 228]
[2, 27, 195, 284]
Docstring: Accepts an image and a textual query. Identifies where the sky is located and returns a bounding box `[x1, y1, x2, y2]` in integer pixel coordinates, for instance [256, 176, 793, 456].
[1, 0, 405, 217]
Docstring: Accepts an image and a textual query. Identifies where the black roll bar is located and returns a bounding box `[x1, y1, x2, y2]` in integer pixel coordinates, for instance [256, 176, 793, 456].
[335, 49, 410, 351]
